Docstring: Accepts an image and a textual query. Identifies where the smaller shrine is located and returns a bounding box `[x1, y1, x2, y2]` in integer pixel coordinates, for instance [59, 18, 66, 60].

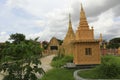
[47, 37, 60, 54]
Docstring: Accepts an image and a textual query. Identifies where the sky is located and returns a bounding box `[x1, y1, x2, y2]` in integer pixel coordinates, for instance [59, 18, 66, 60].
[0, 0, 120, 42]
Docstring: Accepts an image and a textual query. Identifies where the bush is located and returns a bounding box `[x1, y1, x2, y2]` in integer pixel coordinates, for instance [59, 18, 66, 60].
[96, 55, 120, 79]
[0, 34, 44, 80]
[52, 53, 64, 61]
[51, 54, 73, 68]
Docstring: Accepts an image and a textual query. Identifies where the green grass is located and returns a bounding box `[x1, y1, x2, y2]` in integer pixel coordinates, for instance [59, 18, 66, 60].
[78, 69, 120, 79]
[41, 68, 75, 80]
[40, 54, 75, 80]
[78, 55, 120, 79]
[78, 69, 99, 79]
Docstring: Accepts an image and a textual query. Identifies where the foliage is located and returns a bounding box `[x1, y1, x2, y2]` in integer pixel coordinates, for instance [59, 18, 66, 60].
[9, 33, 25, 44]
[52, 53, 64, 61]
[0, 43, 6, 58]
[96, 55, 120, 79]
[51, 54, 73, 68]
[0, 33, 44, 80]
[42, 41, 48, 50]
[78, 55, 120, 79]
[41, 68, 75, 80]
[100, 40, 107, 49]
[57, 39, 63, 45]
[107, 37, 120, 49]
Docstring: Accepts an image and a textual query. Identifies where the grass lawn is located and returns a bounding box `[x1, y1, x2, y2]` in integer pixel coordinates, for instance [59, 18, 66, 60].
[78, 55, 120, 79]
[78, 69, 99, 79]
[78, 69, 120, 79]
[41, 68, 75, 80]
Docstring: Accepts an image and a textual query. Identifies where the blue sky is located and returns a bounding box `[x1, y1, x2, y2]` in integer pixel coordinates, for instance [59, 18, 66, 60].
[0, 0, 120, 42]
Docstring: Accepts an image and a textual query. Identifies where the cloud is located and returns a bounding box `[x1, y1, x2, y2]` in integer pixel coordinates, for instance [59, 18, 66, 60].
[82, 0, 120, 17]
[0, 0, 120, 42]
[0, 32, 9, 42]
[70, 0, 120, 40]
[113, 5, 120, 17]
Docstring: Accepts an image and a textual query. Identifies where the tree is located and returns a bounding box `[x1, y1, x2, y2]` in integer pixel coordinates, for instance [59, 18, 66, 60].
[0, 33, 44, 80]
[100, 40, 108, 49]
[57, 39, 63, 45]
[9, 33, 25, 44]
[107, 37, 120, 49]
[42, 41, 48, 50]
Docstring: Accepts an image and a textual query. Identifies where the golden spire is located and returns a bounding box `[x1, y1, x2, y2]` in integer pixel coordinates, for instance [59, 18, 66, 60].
[78, 3, 89, 29]
[99, 33, 103, 42]
[69, 13, 71, 23]
[63, 14, 75, 44]
[67, 13, 74, 37]
[69, 13, 72, 29]
[81, 3, 84, 11]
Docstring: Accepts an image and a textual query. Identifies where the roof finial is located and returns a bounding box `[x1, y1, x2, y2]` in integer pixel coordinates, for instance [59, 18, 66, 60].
[69, 13, 71, 23]
[99, 33, 103, 42]
[81, 3, 83, 11]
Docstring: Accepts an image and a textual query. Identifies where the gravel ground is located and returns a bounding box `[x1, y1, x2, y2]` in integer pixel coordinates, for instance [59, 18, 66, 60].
[0, 75, 3, 80]
[40, 54, 55, 72]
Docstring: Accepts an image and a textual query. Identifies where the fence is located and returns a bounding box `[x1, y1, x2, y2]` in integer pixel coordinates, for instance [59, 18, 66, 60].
[101, 49, 119, 55]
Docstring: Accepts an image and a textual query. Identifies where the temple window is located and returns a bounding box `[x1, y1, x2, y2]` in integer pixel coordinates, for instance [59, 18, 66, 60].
[85, 48, 92, 55]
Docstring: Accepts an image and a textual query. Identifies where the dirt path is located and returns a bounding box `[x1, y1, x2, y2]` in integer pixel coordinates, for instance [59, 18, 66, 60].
[40, 54, 55, 72]
[0, 74, 4, 80]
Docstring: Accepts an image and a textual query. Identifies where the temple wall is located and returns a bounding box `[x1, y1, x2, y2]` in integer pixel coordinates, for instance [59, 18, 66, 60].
[63, 43, 74, 55]
[118, 48, 120, 55]
[74, 42, 101, 65]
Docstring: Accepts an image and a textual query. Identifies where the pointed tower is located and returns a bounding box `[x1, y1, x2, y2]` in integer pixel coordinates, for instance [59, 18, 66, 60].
[62, 14, 75, 55]
[99, 33, 103, 46]
[78, 4, 89, 30]
[73, 4, 101, 65]
[99, 33, 103, 42]
[63, 14, 75, 44]
[76, 4, 94, 40]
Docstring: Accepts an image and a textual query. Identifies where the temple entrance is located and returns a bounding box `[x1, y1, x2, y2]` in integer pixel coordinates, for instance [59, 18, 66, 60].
[50, 46, 58, 50]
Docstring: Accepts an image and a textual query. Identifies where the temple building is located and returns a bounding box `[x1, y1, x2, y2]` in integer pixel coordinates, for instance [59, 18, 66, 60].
[62, 14, 75, 55]
[63, 4, 101, 65]
[73, 4, 101, 65]
[47, 37, 60, 54]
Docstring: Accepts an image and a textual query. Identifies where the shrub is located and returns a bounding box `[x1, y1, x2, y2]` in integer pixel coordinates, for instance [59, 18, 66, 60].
[96, 55, 120, 79]
[52, 53, 64, 61]
[51, 54, 73, 68]
[0, 34, 44, 80]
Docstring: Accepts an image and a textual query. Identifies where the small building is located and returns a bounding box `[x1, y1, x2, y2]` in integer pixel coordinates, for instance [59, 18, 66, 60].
[73, 4, 101, 65]
[47, 37, 60, 54]
[62, 4, 101, 65]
